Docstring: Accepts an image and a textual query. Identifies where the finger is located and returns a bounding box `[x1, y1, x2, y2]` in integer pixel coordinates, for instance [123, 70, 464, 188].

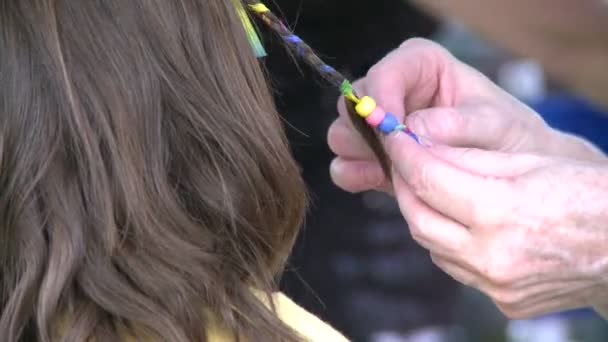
[496, 294, 583, 320]
[386, 132, 514, 226]
[494, 277, 592, 313]
[327, 117, 376, 159]
[430, 255, 582, 319]
[330, 158, 388, 193]
[364, 38, 456, 117]
[405, 104, 511, 149]
[393, 172, 472, 256]
[430, 253, 480, 289]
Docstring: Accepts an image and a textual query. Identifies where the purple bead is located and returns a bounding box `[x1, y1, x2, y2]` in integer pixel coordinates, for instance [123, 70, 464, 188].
[377, 113, 400, 134]
[320, 64, 335, 73]
[286, 34, 303, 44]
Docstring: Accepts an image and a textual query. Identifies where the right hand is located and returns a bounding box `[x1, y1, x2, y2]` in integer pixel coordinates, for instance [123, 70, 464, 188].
[327, 38, 605, 194]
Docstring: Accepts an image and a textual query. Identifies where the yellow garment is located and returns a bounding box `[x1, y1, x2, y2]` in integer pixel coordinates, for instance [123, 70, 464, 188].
[207, 292, 350, 342]
[58, 292, 349, 341]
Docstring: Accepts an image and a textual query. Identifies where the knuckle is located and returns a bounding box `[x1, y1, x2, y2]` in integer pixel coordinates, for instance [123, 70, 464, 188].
[327, 119, 349, 155]
[483, 258, 515, 286]
[431, 255, 477, 288]
[408, 163, 432, 197]
[358, 163, 385, 189]
[366, 62, 390, 82]
[329, 160, 355, 193]
[400, 37, 443, 52]
[491, 289, 524, 308]
[399, 38, 450, 61]
[403, 206, 431, 243]
[468, 200, 488, 227]
[331, 160, 384, 192]
[408, 221, 426, 243]
[433, 108, 465, 138]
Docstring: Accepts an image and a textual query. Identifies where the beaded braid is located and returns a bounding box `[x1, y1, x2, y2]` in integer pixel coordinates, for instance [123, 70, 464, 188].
[244, 1, 421, 142]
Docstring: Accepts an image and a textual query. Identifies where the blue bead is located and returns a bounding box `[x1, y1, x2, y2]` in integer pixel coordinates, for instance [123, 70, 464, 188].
[320, 64, 335, 73]
[377, 113, 400, 134]
[296, 45, 306, 56]
[286, 34, 303, 43]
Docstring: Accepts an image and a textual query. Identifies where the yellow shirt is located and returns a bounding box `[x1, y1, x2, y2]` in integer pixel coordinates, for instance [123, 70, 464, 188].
[207, 292, 350, 342]
[59, 292, 349, 341]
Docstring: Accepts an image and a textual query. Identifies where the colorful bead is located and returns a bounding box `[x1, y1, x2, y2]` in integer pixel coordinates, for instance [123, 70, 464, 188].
[339, 80, 359, 103]
[339, 80, 353, 95]
[286, 34, 303, 44]
[249, 3, 270, 13]
[355, 96, 377, 118]
[378, 112, 400, 134]
[320, 64, 335, 73]
[365, 106, 386, 127]
[296, 45, 306, 56]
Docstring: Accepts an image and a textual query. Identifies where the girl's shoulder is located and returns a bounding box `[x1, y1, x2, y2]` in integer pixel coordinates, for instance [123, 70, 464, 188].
[271, 292, 349, 342]
[208, 292, 350, 342]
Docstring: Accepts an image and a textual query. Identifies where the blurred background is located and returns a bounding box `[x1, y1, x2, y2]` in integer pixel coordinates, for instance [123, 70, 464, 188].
[258, 1, 608, 341]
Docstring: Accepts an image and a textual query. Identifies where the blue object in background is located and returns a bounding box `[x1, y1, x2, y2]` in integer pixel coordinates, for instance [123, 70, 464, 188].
[530, 92, 608, 153]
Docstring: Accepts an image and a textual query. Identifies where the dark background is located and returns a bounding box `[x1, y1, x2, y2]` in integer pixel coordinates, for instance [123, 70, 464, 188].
[257, 1, 608, 341]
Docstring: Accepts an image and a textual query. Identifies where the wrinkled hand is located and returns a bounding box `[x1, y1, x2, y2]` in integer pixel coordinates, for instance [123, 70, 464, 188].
[385, 131, 608, 319]
[328, 38, 605, 194]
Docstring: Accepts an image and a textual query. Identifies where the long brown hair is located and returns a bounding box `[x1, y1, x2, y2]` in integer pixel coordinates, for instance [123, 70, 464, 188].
[0, 1, 307, 341]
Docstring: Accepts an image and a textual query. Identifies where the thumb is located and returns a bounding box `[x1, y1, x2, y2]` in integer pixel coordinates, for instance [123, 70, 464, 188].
[383, 130, 509, 226]
[406, 104, 510, 149]
[428, 147, 546, 178]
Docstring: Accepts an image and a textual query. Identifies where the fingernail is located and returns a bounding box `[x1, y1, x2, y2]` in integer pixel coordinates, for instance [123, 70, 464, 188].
[391, 125, 423, 145]
[409, 114, 428, 137]
[329, 158, 344, 175]
[385, 127, 405, 142]
[407, 115, 433, 147]
[411, 131, 434, 147]
[406, 131, 422, 145]
[383, 128, 420, 156]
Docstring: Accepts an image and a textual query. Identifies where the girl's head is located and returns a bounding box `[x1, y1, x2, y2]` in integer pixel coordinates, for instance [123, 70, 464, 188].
[0, 1, 306, 341]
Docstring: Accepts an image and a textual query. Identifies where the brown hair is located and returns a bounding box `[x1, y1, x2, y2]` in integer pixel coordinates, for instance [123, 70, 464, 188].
[0, 1, 307, 341]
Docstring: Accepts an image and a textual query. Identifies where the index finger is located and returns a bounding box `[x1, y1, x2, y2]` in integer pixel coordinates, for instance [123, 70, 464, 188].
[336, 39, 452, 122]
[364, 38, 456, 119]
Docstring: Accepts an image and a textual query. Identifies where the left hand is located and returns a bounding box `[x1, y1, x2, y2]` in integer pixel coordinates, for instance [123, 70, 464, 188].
[385, 131, 608, 319]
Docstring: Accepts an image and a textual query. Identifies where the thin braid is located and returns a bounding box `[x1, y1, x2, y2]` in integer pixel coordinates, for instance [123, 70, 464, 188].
[243, 1, 347, 89]
[244, 1, 421, 178]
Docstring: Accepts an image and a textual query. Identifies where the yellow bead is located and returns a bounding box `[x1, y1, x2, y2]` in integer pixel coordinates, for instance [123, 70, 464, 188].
[355, 96, 377, 118]
[249, 3, 270, 13]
